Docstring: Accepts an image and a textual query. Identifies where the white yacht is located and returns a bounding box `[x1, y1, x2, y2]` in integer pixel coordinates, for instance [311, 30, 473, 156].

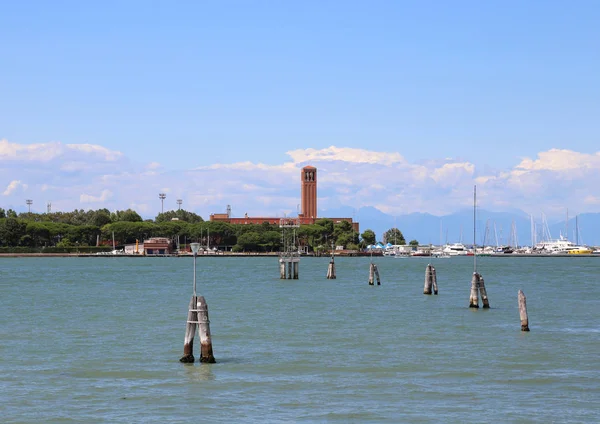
[533, 236, 592, 254]
[442, 243, 469, 256]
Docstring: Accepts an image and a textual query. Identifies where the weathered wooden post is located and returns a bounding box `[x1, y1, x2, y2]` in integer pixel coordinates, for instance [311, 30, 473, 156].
[180, 295, 198, 363]
[374, 264, 380, 285]
[293, 261, 299, 279]
[424, 264, 433, 294]
[368, 262, 381, 285]
[279, 259, 286, 279]
[431, 266, 438, 295]
[180, 242, 201, 363]
[326, 256, 336, 279]
[197, 296, 216, 363]
[478, 274, 490, 308]
[518, 290, 530, 331]
[469, 272, 479, 308]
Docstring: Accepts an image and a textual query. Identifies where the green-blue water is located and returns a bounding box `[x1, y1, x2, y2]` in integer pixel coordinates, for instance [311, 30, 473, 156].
[1, 256, 599, 423]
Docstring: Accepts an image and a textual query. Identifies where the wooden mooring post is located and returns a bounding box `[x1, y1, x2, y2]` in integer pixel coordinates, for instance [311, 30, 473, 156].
[180, 242, 216, 363]
[469, 272, 490, 309]
[368, 263, 380, 285]
[518, 290, 530, 331]
[469, 272, 480, 308]
[326, 257, 336, 279]
[180, 295, 198, 363]
[424, 264, 438, 295]
[478, 274, 490, 308]
[197, 296, 216, 363]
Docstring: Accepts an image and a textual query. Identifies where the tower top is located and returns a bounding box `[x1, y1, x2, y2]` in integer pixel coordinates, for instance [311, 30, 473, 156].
[302, 165, 316, 170]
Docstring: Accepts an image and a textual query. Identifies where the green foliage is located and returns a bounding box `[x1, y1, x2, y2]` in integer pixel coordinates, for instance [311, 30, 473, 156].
[155, 209, 204, 223]
[0, 218, 26, 246]
[0, 206, 359, 253]
[315, 219, 334, 238]
[409, 239, 419, 246]
[361, 229, 376, 246]
[383, 228, 406, 245]
[111, 209, 143, 222]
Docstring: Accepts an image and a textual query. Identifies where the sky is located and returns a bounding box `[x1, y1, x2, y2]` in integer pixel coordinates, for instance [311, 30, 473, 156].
[1, 0, 599, 223]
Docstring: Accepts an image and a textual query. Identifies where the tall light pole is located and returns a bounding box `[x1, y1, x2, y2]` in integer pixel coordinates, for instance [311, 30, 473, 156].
[26, 199, 33, 213]
[177, 199, 182, 210]
[190, 242, 200, 296]
[159, 193, 166, 213]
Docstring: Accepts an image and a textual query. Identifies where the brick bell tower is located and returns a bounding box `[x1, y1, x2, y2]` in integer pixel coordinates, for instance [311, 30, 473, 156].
[300, 166, 317, 220]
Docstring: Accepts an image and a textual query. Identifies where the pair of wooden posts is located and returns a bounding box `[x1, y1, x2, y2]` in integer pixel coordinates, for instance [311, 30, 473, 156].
[368, 263, 380, 285]
[468, 272, 490, 309]
[423, 264, 438, 295]
[180, 295, 216, 363]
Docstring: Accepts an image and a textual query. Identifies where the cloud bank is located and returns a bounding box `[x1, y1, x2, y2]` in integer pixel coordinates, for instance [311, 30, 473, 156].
[1, 138, 599, 221]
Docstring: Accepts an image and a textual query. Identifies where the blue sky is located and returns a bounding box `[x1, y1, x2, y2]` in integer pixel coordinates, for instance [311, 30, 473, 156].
[1, 1, 600, 222]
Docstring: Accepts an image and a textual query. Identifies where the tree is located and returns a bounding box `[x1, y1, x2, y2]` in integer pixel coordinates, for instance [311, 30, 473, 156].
[0, 218, 26, 246]
[361, 229, 376, 246]
[0, 208, 5, 219]
[409, 239, 419, 247]
[111, 209, 143, 222]
[315, 218, 334, 239]
[155, 209, 204, 223]
[383, 228, 406, 245]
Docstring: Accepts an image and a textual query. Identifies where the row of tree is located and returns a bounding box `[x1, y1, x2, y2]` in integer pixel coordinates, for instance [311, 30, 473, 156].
[0, 207, 417, 252]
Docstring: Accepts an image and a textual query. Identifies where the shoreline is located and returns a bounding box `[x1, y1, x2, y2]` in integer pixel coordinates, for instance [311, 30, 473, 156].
[1, 253, 599, 258]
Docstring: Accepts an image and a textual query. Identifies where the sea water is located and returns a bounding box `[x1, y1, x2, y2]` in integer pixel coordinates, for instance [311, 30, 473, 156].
[1, 256, 599, 423]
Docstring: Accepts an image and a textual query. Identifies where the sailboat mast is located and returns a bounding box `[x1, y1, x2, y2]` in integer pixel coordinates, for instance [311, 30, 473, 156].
[473, 185, 477, 272]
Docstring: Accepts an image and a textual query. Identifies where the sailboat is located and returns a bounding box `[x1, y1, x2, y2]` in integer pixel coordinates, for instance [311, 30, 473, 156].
[111, 231, 124, 255]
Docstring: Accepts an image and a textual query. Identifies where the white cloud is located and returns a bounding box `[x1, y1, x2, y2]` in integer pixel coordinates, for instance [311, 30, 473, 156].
[287, 146, 406, 166]
[430, 162, 475, 187]
[515, 149, 600, 172]
[146, 162, 161, 170]
[3, 139, 600, 221]
[3, 180, 28, 195]
[80, 189, 113, 203]
[66, 144, 123, 161]
[0, 139, 64, 161]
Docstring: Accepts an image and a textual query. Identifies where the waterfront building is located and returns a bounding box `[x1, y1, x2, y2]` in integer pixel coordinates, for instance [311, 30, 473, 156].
[210, 166, 359, 233]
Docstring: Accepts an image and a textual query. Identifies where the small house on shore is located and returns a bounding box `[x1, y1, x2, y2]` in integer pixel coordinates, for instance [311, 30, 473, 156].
[143, 237, 174, 255]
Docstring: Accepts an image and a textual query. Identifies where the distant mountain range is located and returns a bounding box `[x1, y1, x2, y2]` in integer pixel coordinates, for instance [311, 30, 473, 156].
[320, 206, 600, 247]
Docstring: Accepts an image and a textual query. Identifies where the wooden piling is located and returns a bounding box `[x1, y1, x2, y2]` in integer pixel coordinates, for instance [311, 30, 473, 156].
[431, 266, 438, 295]
[478, 274, 490, 308]
[374, 264, 380, 285]
[179, 295, 198, 363]
[293, 261, 299, 279]
[197, 296, 216, 363]
[279, 260, 286, 279]
[326, 258, 336, 279]
[469, 272, 479, 308]
[368, 263, 375, 285]
[424, 264, 433, 294]
[518, 290, 530, 331]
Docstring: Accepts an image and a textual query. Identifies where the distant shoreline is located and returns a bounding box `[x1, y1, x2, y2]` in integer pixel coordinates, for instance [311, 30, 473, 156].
[1, 253, 599, 258]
